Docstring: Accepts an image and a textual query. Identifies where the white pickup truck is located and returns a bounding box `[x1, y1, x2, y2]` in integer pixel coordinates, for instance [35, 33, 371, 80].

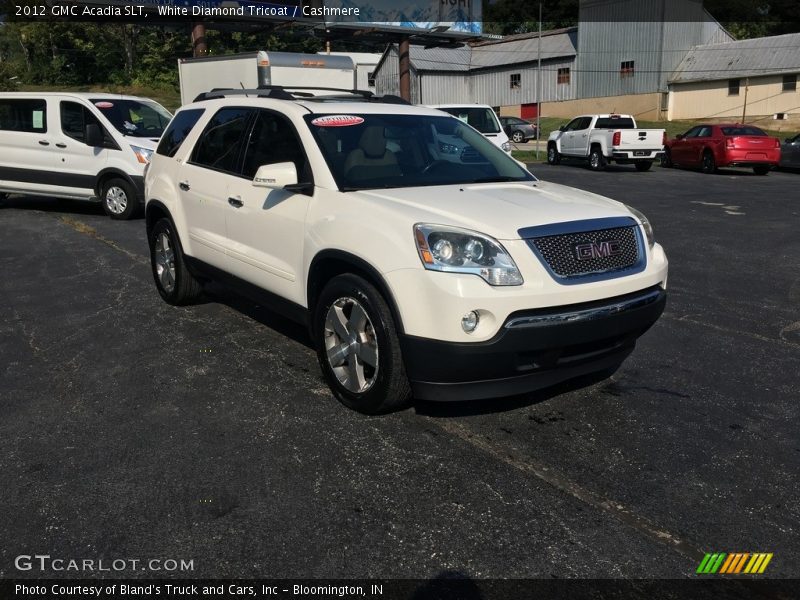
[547, 114, 666, 171]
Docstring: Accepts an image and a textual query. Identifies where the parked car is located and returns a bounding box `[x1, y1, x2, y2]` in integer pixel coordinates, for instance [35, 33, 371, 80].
[0, 92, 172, 219]
[663, 124, 781, 175]
[426, 104, 512, 153]
[145, 87, 668, 414]
[779, 133, 800, 169]
[499, 116, 538, 143]
[547, 114, 665, 171]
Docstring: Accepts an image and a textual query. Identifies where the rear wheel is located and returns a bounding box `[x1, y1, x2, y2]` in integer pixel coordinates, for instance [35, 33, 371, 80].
[314, 274, 411, 415]
[634, 161, 653, 172]
[547, 143, 561, 165]
[101, 178, 139, 220]
[701, 150, 717, 174]
[588, 147, 606, 171]
[753, 165, 770, 176]
[148, 218, 203, 305]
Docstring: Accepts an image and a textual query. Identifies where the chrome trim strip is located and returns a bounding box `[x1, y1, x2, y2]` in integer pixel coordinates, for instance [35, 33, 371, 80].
[505, 288, 663, 329]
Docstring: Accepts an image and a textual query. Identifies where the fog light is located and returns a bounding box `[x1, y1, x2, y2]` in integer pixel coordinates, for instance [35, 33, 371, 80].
[461, 311, 479, 333]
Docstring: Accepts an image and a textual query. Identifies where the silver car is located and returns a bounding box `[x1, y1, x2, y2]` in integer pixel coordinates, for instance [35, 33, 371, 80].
[780, 133, 800, 169]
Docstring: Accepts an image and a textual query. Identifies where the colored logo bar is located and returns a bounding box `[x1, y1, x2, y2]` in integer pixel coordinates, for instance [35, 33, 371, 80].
[697, 553, 773, 574]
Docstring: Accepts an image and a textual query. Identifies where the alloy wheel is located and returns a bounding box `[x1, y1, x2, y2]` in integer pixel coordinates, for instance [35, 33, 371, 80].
[154, 232, 176, 293]
[324, 297, 379, 393]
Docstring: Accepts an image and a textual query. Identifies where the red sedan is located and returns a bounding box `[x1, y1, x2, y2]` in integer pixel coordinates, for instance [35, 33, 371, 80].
[663, 123, 781, 175]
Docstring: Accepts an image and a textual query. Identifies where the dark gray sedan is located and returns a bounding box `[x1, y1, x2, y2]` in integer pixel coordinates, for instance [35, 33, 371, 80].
[499, 116, 538, 143]
[780, 133, 800, 169]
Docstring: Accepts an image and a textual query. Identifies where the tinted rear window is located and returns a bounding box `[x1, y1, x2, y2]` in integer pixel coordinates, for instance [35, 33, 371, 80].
[720, 126, 767, 136]
[0, 99, 47, 133]
[595, 118, 635, 129]
[156, 108, 204, 157]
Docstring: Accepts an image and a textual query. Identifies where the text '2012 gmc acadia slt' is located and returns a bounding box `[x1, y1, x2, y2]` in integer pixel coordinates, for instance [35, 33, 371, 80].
[144, 87, 668, 414]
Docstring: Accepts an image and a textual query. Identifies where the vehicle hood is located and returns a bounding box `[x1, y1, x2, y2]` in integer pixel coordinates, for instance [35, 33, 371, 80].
[123, 137, 159, 150]
[354, 180, 632, 240]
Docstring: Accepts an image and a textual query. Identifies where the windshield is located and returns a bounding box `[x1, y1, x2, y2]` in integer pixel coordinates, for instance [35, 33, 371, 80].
[305, 113, 534, 191]
[435, 107, 501, 134]
[90, 98, 172, 138]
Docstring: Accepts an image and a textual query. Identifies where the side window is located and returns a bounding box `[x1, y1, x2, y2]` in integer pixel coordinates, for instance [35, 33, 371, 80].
[191, 108, 253, 174]
[564, 118, 581, 132]
[683, 127, 702, 139]
[157, 108, 204, 157]
[697, 126, 712, 138]
[59, 102, 116, 147]
[242, 111, 307, 180]
[578, 117, 593, 130]
[0, 99, 47, 133]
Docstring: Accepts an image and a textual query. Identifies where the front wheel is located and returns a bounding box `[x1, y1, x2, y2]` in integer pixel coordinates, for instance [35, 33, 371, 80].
[314, 274, 411, 415]
[511, 130, 525, 143]
[588, 147, 606, 171]
[148, 218, 203, 305]
[547, 144, 561, 165]
[101, 178, 139, 220]
[753, 165, 770, 176]
[634, 161, 653, 172]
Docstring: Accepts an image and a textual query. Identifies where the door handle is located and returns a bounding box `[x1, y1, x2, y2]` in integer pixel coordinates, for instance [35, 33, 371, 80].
[38, 140, 50, 146]
[179, 181, 190, 191]
[55, 143, 67, 148]
[228, 196, 243, 208]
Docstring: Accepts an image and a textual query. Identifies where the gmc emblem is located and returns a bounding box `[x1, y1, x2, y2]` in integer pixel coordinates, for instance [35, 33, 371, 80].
[574, 240, 622, 260]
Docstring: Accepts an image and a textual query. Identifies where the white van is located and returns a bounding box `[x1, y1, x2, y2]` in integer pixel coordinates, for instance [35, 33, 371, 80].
[0, 92, 172, 219]
[426, 104, 511, 154]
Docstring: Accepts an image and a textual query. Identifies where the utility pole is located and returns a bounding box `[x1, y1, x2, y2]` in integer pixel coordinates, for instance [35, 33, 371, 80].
[536, 2, 542, 157]
[399, 37, 411, 102]
[741, 78, 749, 123]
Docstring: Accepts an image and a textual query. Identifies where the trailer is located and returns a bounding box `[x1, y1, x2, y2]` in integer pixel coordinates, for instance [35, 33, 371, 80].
[178, 51, 356, 105]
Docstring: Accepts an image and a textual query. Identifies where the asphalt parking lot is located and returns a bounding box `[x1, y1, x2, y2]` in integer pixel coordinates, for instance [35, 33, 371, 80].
[1, 163, 798, 582]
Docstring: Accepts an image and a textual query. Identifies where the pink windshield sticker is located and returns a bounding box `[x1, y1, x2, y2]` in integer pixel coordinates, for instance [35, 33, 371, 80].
[94, 102, 114, 109]
[311, 115, 364, 127]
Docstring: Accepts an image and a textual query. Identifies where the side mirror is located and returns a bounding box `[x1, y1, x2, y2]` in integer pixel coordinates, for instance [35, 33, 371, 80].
[675, 133, 684, 140]
[85, 123, 103, 147]
[252, 162, 298, 189]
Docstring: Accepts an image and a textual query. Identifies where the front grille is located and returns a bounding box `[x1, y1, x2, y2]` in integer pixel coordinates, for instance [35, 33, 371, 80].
[527, 225, 640, 279]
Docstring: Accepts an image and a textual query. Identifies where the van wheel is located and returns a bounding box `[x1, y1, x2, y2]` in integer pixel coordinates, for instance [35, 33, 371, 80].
[589, 147, 606, 171]
[314, 274, 411, 415]
[101, 178, 138, 220]
[547, 144, 561, 165]
[148, 218, 202, 305]
[634, 161, 652, 172]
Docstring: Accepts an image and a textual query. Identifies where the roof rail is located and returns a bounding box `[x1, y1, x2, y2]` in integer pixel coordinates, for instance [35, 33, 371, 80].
[193, 85, 410, 105]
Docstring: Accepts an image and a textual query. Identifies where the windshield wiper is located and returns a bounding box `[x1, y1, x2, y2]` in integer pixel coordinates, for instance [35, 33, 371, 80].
[470, 176, 521, 184]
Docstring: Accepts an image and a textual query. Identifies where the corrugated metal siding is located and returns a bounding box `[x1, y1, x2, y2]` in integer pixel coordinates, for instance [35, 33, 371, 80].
[375, 47, 423, 103]
[470, 59, 576, 105]
[470, 29, 577, 69]
[670, 32, 800, 83]
[418, 73, 471, 104]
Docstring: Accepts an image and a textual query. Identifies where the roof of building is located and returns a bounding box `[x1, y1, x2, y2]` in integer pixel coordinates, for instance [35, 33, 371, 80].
[380, 27, 578, 74]
[670, 32, 800, 83]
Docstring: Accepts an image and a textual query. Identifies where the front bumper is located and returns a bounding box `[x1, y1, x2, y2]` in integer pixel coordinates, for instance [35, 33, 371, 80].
[400, 285, 666, 401]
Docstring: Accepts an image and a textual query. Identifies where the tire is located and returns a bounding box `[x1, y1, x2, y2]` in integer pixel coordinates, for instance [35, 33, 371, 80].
[314, 274, 411, 415]
[661, 148, 673, 168]
[753, 165, 770, 176]
[588, 146, 606, 171]
[701, 150, 717, 174]
[511, 130, 525, 143]
[148, 218, 203, 306]
[547, 143, 561, 165]
[634, 161, 653, 172]
[101, 177, 139, 220]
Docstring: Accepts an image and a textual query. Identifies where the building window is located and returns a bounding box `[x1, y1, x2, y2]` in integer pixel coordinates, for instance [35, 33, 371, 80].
[783, 74, 797, 92]
[728, 79, 741, 96]
[557, 68, 570, 84]
[510, 73, 521, 89]
[620, 61, 635, 78]
[367, 71, 376, 87]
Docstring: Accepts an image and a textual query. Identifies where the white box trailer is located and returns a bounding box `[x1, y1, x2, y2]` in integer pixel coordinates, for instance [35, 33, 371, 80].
[178, 51, 356, 105]
[317, 52, 382, 91]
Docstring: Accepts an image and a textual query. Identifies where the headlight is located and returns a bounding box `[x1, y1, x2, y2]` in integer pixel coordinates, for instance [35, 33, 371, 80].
[130, 145, 154, 164]
[625, 204, 655, 248]
[414, 224, 523, 286]
[501, 141, 512, 152]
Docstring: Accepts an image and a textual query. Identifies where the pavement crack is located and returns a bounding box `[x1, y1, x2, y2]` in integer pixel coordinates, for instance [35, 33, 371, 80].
[432, 420, 705, 563]
[663, 313, 800, 350]
[58, 216, 148, 265]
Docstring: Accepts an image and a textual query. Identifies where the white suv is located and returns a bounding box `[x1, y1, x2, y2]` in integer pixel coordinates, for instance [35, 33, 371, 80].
[145, 88, 668, 414]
